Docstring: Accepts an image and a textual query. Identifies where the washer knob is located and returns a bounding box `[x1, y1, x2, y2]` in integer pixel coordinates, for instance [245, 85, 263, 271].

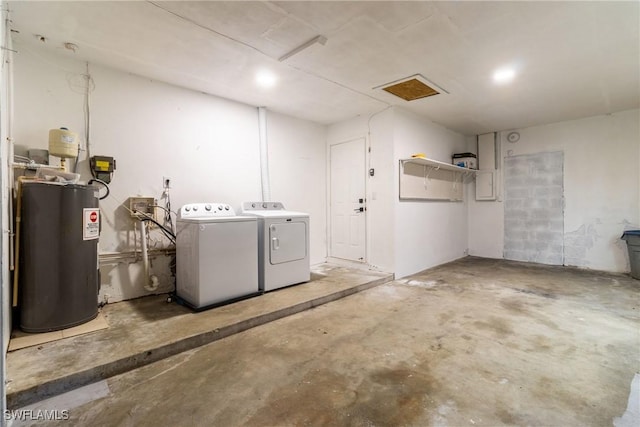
[185, 206, 191, 212]
[193, 206, 198, 211]
[224, 205, 230, 210]
[262, 203, 267, 208]
[205, 204, 211, 211]
[218, 205, 223, 210]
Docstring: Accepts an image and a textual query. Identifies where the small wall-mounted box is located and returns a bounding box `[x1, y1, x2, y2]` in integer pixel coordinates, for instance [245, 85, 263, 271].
[128, 197, 156, 219]
[476, 170, 497, 201]
[452, 152, 477, 169]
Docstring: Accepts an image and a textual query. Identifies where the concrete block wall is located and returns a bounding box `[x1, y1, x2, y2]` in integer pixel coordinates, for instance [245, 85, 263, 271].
[504, 152, 564, 265]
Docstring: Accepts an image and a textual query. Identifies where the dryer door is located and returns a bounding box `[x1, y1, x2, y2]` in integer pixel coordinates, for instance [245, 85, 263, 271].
[269, 221, 307, 265]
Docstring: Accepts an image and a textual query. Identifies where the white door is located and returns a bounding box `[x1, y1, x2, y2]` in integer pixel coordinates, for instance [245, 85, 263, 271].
[330, 138, 366, 261]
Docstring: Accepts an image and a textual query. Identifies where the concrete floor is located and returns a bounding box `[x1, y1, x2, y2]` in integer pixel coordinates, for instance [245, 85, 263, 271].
[9, 257, 640, 426]
[6, 264, 392, 409]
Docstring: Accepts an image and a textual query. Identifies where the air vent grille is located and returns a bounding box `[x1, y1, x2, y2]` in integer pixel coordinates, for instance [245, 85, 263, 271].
[382, 78, 439, 101]
[375, 74, 447, 101]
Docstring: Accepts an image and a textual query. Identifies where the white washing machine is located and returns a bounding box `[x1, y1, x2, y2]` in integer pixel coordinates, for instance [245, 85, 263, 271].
[240, 202, 310, 292]
[176, 202, 259, 310]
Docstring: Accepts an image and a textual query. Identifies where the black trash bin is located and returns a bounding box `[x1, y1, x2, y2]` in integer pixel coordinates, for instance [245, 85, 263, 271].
[621, 230, 640, 280]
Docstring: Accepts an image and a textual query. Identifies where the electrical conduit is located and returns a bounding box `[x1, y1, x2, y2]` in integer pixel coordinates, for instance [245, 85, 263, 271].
[258, 106, 271, 202]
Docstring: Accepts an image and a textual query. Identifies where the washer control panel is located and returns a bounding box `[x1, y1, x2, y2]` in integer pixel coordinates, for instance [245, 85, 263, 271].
[179, 203, 235, 219]
[241, 201, 285, 211]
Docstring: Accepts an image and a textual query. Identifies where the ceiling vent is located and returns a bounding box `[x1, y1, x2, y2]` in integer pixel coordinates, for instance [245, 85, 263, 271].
[375, 74, 447, 101]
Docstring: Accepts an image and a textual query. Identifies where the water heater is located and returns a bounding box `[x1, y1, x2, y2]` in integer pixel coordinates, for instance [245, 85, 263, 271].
[19, 181, 100, 332]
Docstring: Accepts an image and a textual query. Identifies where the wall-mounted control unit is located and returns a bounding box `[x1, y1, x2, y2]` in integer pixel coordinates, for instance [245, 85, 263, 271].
[90, 156, 116, 183]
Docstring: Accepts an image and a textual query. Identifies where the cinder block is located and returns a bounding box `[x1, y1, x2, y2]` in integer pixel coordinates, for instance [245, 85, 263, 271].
[536, 231, 556, 242]
[550, 198, 564, 209]
[550, 244, 563, 253]
[506, 188, 530, 199]
[504, 151, 565, 266]
[535, 241, 549, 251]
[504, 239, 525, 251]
[506, 199, 524, 209]
[548, 220, 564, 233]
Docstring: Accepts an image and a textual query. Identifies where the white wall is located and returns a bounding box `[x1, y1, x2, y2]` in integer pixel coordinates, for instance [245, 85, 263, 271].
[467, 133, 505, 259]
[13, 44, 327, 302]
[264, 110, 327, 264]
[393, 109, 469, 278]
[327, 107, 470, 278]
[368, 109, 396, 272]
[469, 110, 640, 273]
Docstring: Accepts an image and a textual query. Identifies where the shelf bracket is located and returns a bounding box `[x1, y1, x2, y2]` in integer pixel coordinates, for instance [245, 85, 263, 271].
[423, 165, 429, 190]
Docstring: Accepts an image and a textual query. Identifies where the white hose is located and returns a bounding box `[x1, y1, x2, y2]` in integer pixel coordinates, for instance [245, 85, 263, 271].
[138, 221, 159, 292]
[258, 106, 271, 202]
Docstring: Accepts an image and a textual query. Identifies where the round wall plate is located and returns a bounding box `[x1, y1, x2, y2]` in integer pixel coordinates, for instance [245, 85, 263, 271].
[507, 131, 520, 143]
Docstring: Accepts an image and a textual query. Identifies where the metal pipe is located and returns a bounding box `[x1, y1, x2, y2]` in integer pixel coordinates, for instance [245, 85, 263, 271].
[11, 162, 63, 170]
[98, 248, 175, 265]
[6, 13, 14, 273]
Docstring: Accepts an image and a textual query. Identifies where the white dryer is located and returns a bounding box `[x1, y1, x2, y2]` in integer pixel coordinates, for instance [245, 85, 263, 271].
[176, 203, 259, 310]
[240, 202, 310, 292]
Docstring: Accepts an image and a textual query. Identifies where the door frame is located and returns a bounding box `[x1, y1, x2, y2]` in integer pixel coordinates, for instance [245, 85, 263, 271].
[327, 136, 368, 263]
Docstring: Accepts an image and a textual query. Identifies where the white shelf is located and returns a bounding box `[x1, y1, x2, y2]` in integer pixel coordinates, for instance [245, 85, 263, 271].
[399, 157, 475, 201]
[400, 157, 477, 174]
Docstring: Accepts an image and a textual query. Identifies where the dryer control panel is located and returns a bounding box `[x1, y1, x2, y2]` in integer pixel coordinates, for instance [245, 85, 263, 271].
[178, 203, 235, 219]
[241, 201, 285, 211]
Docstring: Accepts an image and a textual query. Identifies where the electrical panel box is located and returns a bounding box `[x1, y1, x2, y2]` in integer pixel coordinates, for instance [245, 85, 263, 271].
[128, 197, 156, 219]
[476, 170, 497, 200]
[476, 132, 497, 201]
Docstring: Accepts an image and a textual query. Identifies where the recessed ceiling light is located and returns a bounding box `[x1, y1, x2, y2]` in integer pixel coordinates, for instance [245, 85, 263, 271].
[493, 67, 516, 84]
[255, 69, 277, 89]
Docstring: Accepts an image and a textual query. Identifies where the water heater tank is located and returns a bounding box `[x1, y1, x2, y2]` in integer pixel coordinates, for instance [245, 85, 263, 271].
[48, 127, 79, 159]
[19, 181, 99, 332]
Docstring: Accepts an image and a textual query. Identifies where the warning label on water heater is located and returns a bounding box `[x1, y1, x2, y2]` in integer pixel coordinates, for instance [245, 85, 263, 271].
[83, 208, 100, 240]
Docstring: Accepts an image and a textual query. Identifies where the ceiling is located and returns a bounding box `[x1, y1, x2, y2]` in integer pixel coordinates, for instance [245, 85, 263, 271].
[8, 1, 640, 136]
